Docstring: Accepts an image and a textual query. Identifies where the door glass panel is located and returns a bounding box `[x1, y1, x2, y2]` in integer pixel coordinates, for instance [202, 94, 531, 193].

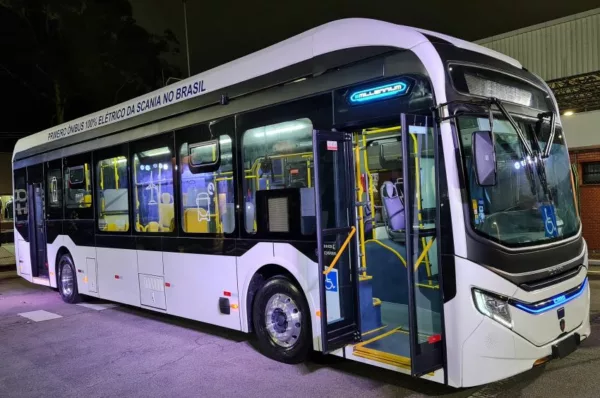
[403, 114, 444, 374]
[317, 138, 353, 325]
[351, 125, 413, 369]
[314, 131, 359, 352]
[30, 183, 47, 277]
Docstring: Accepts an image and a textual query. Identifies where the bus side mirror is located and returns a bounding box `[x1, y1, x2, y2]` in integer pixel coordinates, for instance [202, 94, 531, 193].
[472, 131, 497, 187]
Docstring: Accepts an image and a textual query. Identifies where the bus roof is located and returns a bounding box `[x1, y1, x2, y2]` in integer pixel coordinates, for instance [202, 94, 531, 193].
[13, 18, 520, 161]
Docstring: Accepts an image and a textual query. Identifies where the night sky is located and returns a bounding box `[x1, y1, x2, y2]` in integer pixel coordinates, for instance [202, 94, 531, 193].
[130, 0, 600, 77]
[1, 0, 598, 143]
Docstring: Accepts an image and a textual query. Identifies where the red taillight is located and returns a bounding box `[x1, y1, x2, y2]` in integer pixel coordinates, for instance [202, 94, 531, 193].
[114, 275, 120, 279]
[428, 334, 442, 344]
[223, 291, 231, 297]
[165, 282, 171, 287]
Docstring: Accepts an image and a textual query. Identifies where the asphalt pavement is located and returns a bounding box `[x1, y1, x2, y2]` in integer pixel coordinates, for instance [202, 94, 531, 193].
[1, 271, 600, 398]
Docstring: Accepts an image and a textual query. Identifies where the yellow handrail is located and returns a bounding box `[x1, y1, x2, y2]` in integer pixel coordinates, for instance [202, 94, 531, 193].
[365, 239, 406, 266]
[114, 158, 119, 190]
[323, 226, 356, 275]
[414, 237, 434, 271]
[365, 126, 401, 135]
[361, 133, 376, 230]
[355, 138, 367, 278]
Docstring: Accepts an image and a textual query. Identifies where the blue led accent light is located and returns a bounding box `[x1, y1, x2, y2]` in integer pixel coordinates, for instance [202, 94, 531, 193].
[349, 81, 409, 104]
[514, 278, 587, 315]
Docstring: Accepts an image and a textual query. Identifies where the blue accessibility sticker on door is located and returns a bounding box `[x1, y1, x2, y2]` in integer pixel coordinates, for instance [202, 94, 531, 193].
[325, 269, 338, 292]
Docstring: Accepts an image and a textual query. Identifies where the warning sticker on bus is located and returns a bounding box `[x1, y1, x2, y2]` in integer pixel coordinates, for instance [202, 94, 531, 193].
[327, 141, 338, 151]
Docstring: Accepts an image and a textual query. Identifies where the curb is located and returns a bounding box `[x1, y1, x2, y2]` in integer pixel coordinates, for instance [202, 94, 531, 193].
[588, 271, 600, 280]
[0, 264, 16, 273]
[588, 264, 600, 280]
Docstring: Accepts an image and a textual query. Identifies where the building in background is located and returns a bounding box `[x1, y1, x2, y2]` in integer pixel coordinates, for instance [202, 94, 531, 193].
[477, 8, 600, 253]
[0, 133, 27, 243]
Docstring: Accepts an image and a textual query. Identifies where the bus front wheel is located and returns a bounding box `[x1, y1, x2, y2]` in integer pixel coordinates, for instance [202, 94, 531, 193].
[252, 276, 311, 364]
[58, 254, 82, 304]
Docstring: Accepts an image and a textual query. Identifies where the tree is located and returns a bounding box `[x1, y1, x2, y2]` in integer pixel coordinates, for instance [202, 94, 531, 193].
[0, 0, 180, 130]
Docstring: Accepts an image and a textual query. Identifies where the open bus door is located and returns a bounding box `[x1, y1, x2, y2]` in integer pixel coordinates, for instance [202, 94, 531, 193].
[27, 164, 48, 279]
[313, 130, 361, 353]
[400, 113, 446, 377]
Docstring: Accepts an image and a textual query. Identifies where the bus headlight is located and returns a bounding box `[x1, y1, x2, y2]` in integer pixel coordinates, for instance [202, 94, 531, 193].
[472, 289, 513, 329]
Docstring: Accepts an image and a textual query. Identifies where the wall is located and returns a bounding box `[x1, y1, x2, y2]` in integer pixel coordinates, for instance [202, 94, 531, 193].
[570, 150, 600, 252]
[565, 110, 600, 251]
[0, 153, 11, 195]
[562, 109, 600, 150]
[476, 8, 600, 81]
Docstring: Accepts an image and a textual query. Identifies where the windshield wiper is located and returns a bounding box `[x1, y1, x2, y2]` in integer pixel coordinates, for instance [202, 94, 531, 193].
[536, 111, 557, 158]
[489, 98, 534, 157]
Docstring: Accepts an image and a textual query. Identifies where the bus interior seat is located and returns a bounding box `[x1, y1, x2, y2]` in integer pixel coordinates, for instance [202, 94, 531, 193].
[159, 192, 174, 230]
[146, 221, 160, 232]
[103, 221, 129, 232]
[381, 181, 405, 238]
[184, 208, 209, 233]
[82, 193, 92, 207]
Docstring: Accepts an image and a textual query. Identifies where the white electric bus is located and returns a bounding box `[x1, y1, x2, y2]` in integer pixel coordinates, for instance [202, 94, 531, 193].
[12, 19, 589, 387]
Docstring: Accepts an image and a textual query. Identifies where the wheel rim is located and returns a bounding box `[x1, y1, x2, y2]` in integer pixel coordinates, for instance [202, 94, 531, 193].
[265, 293, 302, 348]
[60, 261, 74, 297]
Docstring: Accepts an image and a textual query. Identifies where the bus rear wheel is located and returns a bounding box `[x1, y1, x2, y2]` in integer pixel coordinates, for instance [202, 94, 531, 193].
[252, 276, 311, 364]
[58, 254, 82, 304]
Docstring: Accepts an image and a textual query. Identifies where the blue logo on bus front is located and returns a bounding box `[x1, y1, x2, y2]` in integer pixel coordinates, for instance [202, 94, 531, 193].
[349, 81, 409, 104]
[554, 295, 566, 305]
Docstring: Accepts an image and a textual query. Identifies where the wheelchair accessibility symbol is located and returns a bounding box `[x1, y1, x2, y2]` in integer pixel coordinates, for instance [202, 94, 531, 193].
[325, 269, 338, 292]
[540, 204, 558, 238]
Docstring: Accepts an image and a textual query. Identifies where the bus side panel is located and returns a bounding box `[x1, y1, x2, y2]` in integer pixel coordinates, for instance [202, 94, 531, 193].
[164, 251, 241, 331]
[46, 235, 63, 288]
[15, 230, 32, 280]
[61, 237, 99, 297]
[236, 242, 321, 350]
[96, 247, 139, 304]
[273, 243, 321, 351]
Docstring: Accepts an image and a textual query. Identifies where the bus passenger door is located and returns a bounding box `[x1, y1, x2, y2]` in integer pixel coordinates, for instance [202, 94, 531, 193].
[27, 165, 48, 279]
[400, 113, 445, 377]
[313, 130, 360, 352]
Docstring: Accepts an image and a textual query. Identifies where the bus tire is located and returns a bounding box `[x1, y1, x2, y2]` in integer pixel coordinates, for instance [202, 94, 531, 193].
[57, 253, 82, 304]
[252, 275, 311, 364]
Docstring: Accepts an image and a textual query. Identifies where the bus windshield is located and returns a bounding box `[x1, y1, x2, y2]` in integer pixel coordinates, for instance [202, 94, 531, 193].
[457, 115, 580, 247]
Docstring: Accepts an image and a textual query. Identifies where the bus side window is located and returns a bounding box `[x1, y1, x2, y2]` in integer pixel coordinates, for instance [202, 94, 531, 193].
[65, 164, 92, 209]
[46, 167, 63, 210]
[96, 156, 130, 232]
[132, 146, 175, 233]
[179, 135, 234, 234]
[241, 118, 314, 234]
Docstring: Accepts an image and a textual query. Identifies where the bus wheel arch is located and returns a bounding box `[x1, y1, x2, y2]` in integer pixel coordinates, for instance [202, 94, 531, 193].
[54, 247, 71, 288]
[55, 248, 82, 304]
[247, 264, 312, 364]
[246, 264, 301, 332]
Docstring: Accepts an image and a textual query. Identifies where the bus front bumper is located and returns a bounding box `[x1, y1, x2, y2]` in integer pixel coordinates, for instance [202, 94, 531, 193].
[461, 282, 591, 387]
